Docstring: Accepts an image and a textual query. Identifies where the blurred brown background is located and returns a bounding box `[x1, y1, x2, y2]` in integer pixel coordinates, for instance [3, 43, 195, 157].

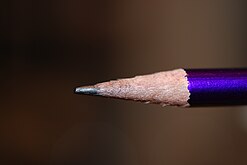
[1, 0, 247, 164]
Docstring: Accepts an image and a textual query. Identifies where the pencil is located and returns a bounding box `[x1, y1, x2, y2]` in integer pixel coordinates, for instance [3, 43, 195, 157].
[74, 68, 247, 107]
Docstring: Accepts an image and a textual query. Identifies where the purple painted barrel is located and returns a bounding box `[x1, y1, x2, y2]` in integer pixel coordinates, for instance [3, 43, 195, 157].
[185, 69, 247, 106]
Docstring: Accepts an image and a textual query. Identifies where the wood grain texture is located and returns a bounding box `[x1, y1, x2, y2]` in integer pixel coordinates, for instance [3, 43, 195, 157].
[94, 69, 190, 107]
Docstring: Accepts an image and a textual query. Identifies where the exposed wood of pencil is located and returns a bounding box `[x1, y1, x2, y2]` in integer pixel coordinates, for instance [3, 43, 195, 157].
[75, 69, 190, 107]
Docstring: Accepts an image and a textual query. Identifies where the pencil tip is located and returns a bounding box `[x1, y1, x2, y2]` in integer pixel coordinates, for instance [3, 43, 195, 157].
[74, 86, 99, 95]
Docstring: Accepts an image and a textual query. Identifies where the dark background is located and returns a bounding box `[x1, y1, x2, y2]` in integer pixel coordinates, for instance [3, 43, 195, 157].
[1, 0, 247, 164]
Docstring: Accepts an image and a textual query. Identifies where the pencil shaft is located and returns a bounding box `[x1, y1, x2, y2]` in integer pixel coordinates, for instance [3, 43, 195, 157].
[186, 69, 247, 106]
